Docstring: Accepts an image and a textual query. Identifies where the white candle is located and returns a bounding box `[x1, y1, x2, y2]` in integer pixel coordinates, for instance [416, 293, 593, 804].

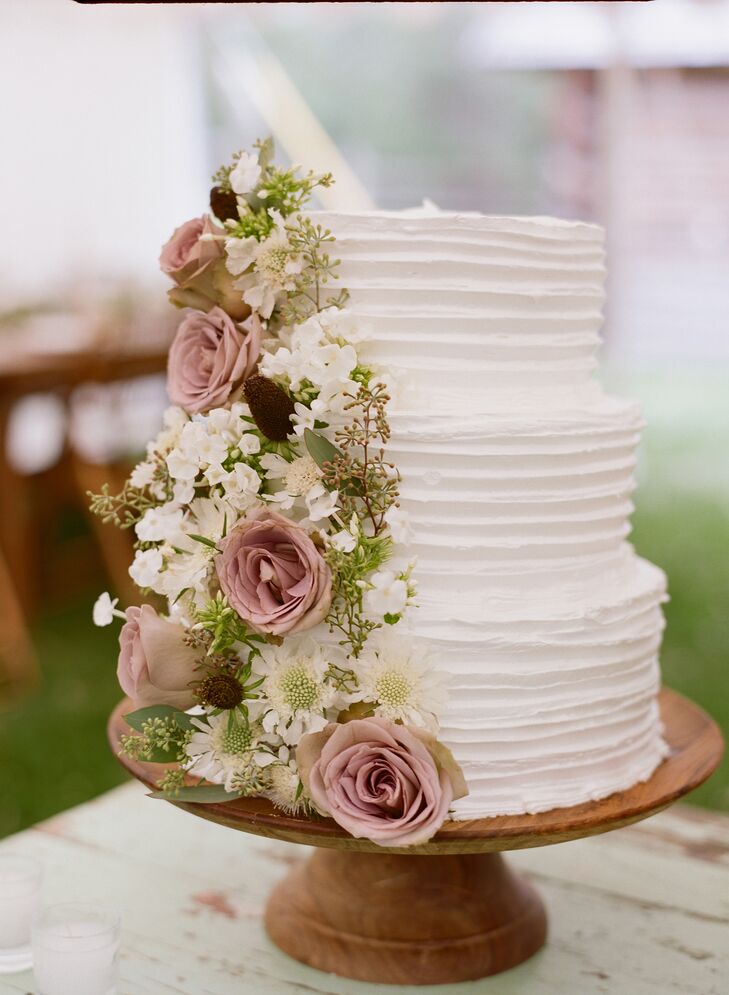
[32, 903, 120, 995]
[0, 853, 42, 973]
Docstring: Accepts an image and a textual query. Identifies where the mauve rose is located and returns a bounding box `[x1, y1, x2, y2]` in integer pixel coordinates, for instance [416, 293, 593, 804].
[297, 718, 468, 847]
[117, 605, 200, 710]
[159, 215, 222, 282]
[167, 307, 261, 414]
[216, 508, 332, 636]
[161, 217, 250, 321]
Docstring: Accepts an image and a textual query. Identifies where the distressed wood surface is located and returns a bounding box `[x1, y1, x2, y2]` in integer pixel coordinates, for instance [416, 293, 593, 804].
[108, 688, 724, 855]
[0, 783, 727, 994]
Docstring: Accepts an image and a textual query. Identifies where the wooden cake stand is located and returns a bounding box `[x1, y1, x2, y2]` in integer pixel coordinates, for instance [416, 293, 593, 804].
[108, 688, 723, 986]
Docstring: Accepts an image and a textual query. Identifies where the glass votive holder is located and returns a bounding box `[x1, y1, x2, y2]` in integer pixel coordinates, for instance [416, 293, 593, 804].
[32, 903, 120, 995]
[0, 853, 42, 973]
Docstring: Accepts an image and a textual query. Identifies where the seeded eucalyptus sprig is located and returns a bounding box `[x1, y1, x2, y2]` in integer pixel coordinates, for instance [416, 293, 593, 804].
[309, 382, 400, 538]
[279, 216, 349, 325]
[324, 531, 393, 657]
[87, 475, 171, 530]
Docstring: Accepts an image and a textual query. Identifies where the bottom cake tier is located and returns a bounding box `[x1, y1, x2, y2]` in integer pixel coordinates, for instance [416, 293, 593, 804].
[409, 548, 669, 819]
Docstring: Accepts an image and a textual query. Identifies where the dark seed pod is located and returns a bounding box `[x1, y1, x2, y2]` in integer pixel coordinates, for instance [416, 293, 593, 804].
[243, 374, 296, 442]
[209, 186, 239, 223]
[197, 673, 244, 710]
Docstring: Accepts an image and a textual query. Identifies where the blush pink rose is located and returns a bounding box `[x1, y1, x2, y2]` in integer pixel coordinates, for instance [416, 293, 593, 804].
[167, 307, 261, 414]
[117, 605, 200, 710]
[296, 718, 468, 847]
[215, 508, 332, 636]
[159, 215, 222, 281]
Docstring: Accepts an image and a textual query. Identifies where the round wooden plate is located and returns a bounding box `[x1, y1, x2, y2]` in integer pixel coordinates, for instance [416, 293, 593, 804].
[108, 687, 722, 855]
[108, 688, 723, 985]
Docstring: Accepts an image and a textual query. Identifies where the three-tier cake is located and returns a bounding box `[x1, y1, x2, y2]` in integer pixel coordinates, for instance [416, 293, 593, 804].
[99, 146, 670, 843]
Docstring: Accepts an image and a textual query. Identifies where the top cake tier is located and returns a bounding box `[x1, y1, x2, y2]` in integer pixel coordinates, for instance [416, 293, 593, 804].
[313, 210, 605, 413]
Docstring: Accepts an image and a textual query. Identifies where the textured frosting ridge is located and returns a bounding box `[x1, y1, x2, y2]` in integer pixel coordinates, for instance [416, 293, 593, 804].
[315, 210, 669, 818]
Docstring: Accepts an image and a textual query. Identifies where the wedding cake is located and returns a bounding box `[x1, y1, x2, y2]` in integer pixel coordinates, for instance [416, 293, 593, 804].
[96, 143, 668, 844]
[317, 210, 669, 818]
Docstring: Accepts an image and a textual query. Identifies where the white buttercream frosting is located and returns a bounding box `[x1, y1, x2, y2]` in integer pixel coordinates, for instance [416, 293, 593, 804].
[314, 210, 669, 818]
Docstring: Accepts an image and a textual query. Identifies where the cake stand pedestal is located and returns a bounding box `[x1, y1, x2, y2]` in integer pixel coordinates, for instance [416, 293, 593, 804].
[108, 688, 723, 986]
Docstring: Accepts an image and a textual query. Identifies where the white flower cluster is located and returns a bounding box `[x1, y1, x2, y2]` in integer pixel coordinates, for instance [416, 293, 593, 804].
[186, 630, 448, 805]
[260, 307, 362, 433]
[226, 225, 302, 320]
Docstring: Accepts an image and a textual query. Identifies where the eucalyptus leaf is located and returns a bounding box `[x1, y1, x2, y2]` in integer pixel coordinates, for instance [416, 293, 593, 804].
[304, 428, 342, 469]
[124, 705, 196, 734]
[139, 745, 182, 764]
[150, 785, 242, 804]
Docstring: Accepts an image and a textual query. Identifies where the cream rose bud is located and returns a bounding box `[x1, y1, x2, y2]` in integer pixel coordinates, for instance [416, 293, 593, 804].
[215, 508, 332, 636]
[117, 605, 200, 710]
[167, 308, 261, 415]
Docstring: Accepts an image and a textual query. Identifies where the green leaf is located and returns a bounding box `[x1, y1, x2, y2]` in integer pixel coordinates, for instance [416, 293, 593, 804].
[383, 613, 401, 626]
[149, 785, 242, 804]
[304, 428, 342, 469]
[124, 705, 196, 734]
[140, 745, 182, 764]
[187, 534, 219, 549]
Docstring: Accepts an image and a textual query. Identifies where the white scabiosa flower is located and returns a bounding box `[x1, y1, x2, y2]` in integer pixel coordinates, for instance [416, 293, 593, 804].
[226, 227, 303, 319]
[264, 746, 306, 814]
[253, 638, 339, 745]
[260, 453, 337, 522]
[185, 713, 273, 794]
[354, 632, 449, 733]
[363, 569, 408, 617]
[229, 151, 262, 196]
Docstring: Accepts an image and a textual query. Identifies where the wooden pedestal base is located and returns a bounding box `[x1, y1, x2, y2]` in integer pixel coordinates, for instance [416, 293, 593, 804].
[264, 848, 547, 985]
[109, 689, 723, 986]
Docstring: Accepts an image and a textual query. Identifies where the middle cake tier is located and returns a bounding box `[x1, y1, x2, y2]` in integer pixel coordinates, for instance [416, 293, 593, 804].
[388, 392, 643, 582]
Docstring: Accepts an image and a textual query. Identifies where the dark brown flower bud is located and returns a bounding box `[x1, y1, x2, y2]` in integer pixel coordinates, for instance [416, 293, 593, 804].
[197, 673, 244, 710]
[243, 374, 296, 442]
[210, 186, 239, 223]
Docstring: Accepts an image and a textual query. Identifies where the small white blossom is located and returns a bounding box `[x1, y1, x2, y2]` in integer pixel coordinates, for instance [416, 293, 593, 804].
[229, 151, 261, 196]
[129, 547, 164, 589]
[354, 632, 449, 732]
[172, 478, 195, 505]
[166, 447, 199, 482]
[304, 482, 339, 523]
[92, 591, 121, 627]
[385, 505, 413, 544]
[129, 460, 156, 489]
[218, 463, 261, 510]
[135, 504, 185, 544]
[327, 514, 359, 553]
[363, 570, 408, 617]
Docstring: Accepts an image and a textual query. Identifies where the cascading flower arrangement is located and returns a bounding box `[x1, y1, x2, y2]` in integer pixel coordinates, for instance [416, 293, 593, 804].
[91, 140, 467, 847]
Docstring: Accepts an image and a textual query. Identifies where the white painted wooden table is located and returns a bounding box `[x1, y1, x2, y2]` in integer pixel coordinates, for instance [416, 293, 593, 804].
[0, 783, 727, 994]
